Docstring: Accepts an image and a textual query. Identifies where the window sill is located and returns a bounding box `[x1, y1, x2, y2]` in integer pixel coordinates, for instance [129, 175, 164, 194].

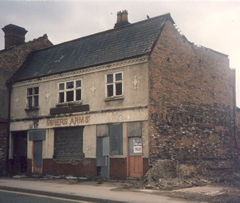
[25, 107, 39, 112]
[104, 96, 124, 102]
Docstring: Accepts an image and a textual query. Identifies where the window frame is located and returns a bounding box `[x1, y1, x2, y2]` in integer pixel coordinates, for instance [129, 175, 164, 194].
[26, 86, 39, 109]
[58, 79, 82, 104]
[105, 72, 123, 98]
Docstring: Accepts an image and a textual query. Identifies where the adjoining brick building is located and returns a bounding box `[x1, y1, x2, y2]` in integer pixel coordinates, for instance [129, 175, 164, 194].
[7, 11, 238, 180]
[0, 24, 52, 176]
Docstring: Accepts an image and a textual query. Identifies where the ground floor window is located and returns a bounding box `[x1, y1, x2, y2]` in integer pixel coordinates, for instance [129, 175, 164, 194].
[96, 123, 123, 155]
[54, 127, 84, 160]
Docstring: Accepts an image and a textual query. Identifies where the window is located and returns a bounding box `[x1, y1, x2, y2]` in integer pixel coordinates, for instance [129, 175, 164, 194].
[27, 87, 39, 108]
[96, 124, 123, 156]
[54, 127, 84, 160]
[109, 123, 123, 155]
[58, 80, 82, 103]
[106, 72, 123, 97]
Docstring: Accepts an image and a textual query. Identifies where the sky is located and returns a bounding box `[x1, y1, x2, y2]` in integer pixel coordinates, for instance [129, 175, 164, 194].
[0, 0, 239, 107]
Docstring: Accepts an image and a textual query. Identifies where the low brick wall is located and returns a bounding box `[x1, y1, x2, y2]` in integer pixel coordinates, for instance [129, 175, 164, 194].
[110, 158, 127, 179]
[42, 158, 97, 177]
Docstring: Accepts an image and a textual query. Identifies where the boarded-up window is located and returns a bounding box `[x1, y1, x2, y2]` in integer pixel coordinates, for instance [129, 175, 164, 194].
[109, 123, 123, 155]
[54, 127, 84, 160]
[127, 122, 142, 137]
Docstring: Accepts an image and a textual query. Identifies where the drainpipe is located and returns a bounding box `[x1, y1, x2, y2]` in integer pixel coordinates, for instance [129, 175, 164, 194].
[6, 79, 12, 176]
[233, 69, 237, 147]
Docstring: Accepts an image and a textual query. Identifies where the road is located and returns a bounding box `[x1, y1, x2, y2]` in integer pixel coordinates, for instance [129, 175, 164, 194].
[0, 189, 95, 203]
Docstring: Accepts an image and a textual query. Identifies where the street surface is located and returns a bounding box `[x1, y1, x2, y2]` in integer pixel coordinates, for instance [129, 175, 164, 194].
[0, 178, 195, 203]
[0, 189, 94, 203]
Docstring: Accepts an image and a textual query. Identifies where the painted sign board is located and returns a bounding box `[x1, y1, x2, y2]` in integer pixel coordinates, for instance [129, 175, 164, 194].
[46, 115, 90, 127]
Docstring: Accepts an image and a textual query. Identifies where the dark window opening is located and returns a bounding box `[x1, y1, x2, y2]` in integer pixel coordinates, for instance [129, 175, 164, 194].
[107, 85, 113, 97]
[107, 74, 113, 83]
[76, 89, 81, 100]
[59, 92, 64, 103]
[66, 91, 74, 102]
[116, 83, 122, 95]
[67, 81, 74, 89]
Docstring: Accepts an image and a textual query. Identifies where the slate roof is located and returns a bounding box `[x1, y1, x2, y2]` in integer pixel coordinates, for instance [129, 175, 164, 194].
[11, 13, 174, 82]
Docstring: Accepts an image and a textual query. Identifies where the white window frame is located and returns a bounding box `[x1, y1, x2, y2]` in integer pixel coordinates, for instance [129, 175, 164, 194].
[27, 86, 39, 108]
[105, 72, 123, 98]
[58, 79, 82, 103]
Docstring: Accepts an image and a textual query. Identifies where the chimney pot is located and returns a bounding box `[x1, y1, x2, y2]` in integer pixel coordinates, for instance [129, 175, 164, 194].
[2, 24, 28, 49]
[121, 10, 128, 22]
[117, 11, 122, 24]
[114, 10, 130, 29]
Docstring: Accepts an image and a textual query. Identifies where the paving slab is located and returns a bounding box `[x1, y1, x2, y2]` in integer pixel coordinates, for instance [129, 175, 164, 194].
[0, 178, 196, 203]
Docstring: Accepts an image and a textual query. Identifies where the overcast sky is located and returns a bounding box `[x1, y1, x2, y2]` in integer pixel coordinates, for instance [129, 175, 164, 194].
[0, 0, 239, 107]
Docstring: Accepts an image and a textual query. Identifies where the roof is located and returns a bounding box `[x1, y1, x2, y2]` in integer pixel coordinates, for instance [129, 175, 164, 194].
[11, 13, 174, 83]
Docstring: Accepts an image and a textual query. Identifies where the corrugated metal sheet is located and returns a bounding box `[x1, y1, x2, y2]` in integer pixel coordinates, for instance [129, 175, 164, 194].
[109, 123, 123, 155]
[54, 127, 84, 159]
[34, 141, 42, 167]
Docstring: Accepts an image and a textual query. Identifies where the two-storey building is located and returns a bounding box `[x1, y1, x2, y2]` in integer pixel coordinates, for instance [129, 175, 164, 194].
[8, 11, 238, 180]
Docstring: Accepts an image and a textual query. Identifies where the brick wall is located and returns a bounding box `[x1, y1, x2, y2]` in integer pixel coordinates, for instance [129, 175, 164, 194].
[148, 21, 237, 179]
[0, 34, 52, 74]
[42, 159, 96, 177]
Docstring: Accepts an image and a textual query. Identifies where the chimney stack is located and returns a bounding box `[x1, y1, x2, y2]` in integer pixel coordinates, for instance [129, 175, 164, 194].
[2, 24, 27, 49]
[114, 10, 130, 29]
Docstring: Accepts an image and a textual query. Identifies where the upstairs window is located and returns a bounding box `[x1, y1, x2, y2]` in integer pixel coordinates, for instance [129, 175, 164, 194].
[58, 80, 82, 103]
[106, 72, 123, 97]
[27, 87, 39, 108]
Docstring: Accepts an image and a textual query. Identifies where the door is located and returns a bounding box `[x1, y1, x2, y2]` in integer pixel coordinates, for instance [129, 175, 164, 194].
[128, 137, 143, 178]
[29, 129, 46, 175]
[32, 140, 43, 174]
[96, 136, 109, 177]
[12, 131, 28, 174]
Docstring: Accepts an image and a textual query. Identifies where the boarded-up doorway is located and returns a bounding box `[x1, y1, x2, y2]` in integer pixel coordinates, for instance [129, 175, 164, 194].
[127, 122, 143, 178]
[29, 129, 46, 174]
[128, 137, 143, 177]
[96, 136, 109, 177]
[12, 131, 27, 175]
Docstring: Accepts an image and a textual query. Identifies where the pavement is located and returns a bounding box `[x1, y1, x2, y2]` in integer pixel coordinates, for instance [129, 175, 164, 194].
[0, 177, 198, 203]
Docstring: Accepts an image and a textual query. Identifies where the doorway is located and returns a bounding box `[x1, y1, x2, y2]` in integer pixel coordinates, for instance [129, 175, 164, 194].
[12, 131, 28, 175]
[29, 129, 46, 175]
[96, 136, 110, 177]
[32, 140, 43, 174]
[128, 137, 143, 178]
